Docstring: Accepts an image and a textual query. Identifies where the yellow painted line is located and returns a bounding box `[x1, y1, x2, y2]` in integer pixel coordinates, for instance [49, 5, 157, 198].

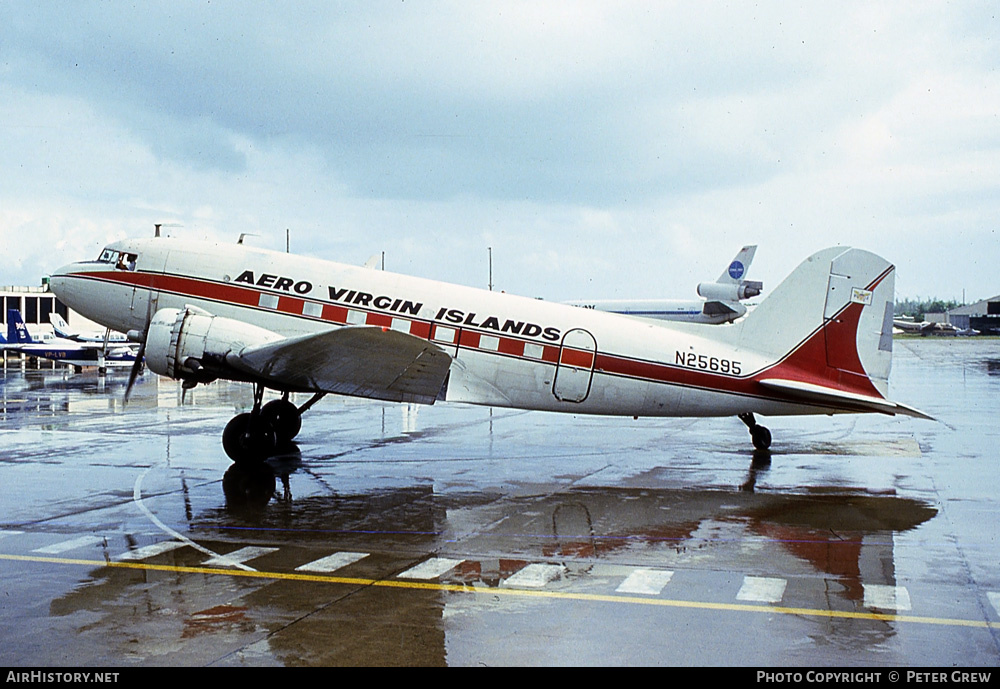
[2, 552, 996, 630]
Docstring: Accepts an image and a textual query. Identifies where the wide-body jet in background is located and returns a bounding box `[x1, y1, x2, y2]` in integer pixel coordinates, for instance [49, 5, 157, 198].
[50, 237, 929, 465]
[565, 245, 763, 324]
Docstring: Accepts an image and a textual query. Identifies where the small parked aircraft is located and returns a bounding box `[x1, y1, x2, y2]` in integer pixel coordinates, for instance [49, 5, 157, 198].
[48, 312, 130, 344]
[565, 245, 762, 324]
[5, 309, 139, 370]
[49, 237, 929, 464]
[892, 317, 977, 336]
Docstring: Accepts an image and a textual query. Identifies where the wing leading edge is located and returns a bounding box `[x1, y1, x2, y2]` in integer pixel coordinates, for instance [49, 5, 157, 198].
[230, 326, 453, 404]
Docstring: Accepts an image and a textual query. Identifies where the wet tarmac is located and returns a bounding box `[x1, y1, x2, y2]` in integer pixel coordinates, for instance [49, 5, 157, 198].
[0, 338, 998, 667]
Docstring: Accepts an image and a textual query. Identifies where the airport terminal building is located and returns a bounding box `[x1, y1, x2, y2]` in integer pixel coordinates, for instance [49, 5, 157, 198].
[2, 282, 110, 335]
[2, 283, 68, 333]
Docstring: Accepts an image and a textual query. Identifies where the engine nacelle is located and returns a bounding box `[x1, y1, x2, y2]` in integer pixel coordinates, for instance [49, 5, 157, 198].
[696, 280, 763, 302]
[144, 306, 282, 382]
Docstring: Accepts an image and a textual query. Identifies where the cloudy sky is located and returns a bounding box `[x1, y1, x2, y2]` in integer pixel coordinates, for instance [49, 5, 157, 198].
[2, 1, 997, 303]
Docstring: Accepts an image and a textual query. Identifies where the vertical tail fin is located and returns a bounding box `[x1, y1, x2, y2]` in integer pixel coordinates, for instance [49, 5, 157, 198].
[716, 245, 757, 284]
[7, 310, 34, 345]
[48, 312, 75, 339]
[732, 247, 927, 417]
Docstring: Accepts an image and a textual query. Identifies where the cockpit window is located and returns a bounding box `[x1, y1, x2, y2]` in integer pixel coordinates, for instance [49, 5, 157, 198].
[96, 248, 137, 270]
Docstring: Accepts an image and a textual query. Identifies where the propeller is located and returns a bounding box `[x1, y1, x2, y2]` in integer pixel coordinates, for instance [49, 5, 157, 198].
[123, 293, 155, 405]
[123, 338, 146, 404]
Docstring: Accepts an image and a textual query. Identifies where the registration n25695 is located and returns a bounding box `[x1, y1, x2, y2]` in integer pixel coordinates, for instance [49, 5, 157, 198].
[675, 351, 742, 375]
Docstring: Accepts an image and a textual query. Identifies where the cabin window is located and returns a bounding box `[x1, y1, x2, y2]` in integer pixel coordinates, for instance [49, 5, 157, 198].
[97, 249, 137, 270]
[115, 253, 136, 270]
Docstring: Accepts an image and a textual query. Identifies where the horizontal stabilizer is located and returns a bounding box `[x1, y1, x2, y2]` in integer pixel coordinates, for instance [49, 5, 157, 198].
[231, 326, 453, 404]
[759, 378, 934, 420]
[702, 300, 744, 318]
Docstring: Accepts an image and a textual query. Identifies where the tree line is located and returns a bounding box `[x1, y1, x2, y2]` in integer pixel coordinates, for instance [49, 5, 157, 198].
[895, 298, 962, 320]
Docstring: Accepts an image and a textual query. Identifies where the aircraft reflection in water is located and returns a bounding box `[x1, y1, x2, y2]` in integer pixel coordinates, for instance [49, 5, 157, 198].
[0, 369, 134, 420]
[50, 482, 935, 665]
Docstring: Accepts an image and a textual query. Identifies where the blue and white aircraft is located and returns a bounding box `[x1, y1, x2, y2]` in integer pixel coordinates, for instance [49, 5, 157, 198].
[5, 309, 139, 369]
[48, 312, 130, 344]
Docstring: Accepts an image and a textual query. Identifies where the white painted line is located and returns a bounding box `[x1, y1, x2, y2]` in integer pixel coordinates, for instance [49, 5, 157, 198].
[399, 557, 466, 580]
[503, 563, 565, 589]
[863, 584, 912, 611]
[988, 592, 1000, 618]
[134, 466, 256, 572]
[737, 576, 787, 603]
[116, 541, 188, 561]
[296, 551, 369, 573]
[617, 569, 674, 595]
[33, 535, 104, 555]
[0, 530, 24, 540]
[204, 546, 279, 568]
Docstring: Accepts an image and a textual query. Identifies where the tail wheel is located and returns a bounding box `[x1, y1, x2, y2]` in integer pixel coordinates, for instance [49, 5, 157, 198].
[739, 412, 773, 452]
[222, 412, 277, 464]
[260, 399, 302, 444]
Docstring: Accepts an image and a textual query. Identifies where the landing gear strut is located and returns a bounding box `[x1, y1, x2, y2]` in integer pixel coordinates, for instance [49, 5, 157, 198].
[738, 412, 772, 451]
[221, 387, 324, 465]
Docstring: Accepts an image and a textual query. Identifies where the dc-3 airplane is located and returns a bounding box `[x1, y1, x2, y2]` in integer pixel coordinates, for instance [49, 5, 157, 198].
[49, 237, 930, 465]
[565, 245, 763, 324]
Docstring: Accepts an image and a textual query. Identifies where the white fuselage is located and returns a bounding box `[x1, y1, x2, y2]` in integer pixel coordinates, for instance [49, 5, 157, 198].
[49, 238, 842, 419]
[564, 298, 729, 324]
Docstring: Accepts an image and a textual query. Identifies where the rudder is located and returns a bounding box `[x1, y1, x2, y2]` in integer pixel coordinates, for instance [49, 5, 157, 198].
[734, 247, 895, 399]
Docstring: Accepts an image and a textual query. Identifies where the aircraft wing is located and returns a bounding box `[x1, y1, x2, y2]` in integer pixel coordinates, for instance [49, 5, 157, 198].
[229, 325, 452, 404]
[758, 378, 933, 420]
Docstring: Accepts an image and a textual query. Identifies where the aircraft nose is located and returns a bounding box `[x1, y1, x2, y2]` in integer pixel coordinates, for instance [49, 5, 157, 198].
[48, 264, 74, 294]
[48, 262, 88, 305]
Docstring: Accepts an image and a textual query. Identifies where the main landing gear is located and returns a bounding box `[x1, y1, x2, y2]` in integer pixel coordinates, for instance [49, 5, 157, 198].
[738, 412, 772, 451]
[221, 384, 326, 465]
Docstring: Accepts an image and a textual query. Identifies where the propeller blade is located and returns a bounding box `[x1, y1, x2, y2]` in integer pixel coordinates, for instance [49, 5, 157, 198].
[124, 339, 146, 405]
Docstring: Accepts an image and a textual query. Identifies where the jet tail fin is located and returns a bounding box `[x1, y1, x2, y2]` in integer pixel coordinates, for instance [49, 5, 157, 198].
[48, 312, 76, 339]
[6, 310, 35, 345]
[716, 245, 757, 284]
[732, 247, 926, 417]
[696, 245, 762, 305]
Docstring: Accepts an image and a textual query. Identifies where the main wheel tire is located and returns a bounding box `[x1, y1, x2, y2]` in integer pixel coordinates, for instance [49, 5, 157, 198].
[260, 399, 302, 443]
[750, 424, 772, 451]
[222, 413, 277, 464]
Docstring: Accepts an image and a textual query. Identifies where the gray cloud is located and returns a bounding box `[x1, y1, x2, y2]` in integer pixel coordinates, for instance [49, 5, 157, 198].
[1, 1, 998, 301]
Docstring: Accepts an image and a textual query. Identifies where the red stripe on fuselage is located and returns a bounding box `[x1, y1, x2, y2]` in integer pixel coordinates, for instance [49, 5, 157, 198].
[72, 266, 889, 410]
